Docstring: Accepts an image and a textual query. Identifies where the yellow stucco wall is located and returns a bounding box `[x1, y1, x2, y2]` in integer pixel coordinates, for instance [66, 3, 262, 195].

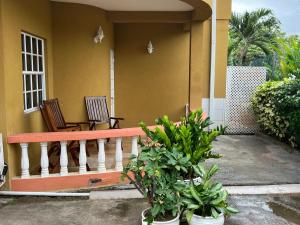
[0, 0, 54, 186]
[115, 23, 190, 127]
[52, 3, 114, 124]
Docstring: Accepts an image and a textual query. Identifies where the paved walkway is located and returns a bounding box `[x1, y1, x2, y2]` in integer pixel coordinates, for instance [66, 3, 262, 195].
[209, 135, 300, 185]
[0, 195, 299, 225]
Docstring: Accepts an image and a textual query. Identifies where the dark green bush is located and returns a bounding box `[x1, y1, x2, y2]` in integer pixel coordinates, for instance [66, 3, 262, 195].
[252, 79, 300, 147]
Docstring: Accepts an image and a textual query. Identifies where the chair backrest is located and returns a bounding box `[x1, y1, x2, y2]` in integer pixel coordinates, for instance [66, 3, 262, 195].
[84, 96, 110, 124]
[42, 99, 67, 131]
[40, 104, 55, 132]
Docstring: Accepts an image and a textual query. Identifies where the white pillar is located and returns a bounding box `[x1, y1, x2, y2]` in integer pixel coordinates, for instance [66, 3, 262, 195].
[40, 142, 49, 177]
[60, 141, 68, 176]
[97, 139, 106, 172]
[79, 140, 87, 174]
[20, 143, 30, 178]
[131, 136, 139, 156]
[115, 137, 123, 171]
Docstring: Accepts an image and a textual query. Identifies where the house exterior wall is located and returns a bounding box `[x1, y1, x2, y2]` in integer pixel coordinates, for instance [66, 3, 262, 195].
[52, 3, 114, 125]
[0, 0, 54, 188]
[0, 0, 231, 189]
[115, 23, 190, 127]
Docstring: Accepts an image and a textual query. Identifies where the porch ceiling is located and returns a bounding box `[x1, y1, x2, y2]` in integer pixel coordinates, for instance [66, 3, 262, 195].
[51, 0, 194, 11]
[51, 0, 212, 22]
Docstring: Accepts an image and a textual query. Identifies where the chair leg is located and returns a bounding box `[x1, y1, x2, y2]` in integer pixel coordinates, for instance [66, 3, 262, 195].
[69, 147, 80, 167]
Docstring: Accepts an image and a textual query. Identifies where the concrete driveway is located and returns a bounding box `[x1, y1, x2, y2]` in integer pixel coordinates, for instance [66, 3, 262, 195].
[0, 195, 299, 225]
[209, 135, 300, 185]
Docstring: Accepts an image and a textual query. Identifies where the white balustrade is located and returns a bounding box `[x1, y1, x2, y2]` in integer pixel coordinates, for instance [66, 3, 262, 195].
[40, 142, 49, 177]
[13, 131, 144, 180]
[20, 143, 30, 178]
[115, 137, 123, 171]
[60, 141, 68, 176]
[97, 139, 106, 172]
[131, 136, 139, 156]
[79, 140, 87, 174]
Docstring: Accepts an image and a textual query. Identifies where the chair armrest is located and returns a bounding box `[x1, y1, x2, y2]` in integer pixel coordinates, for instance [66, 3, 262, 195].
[66, 122, 90, 125]
[109, 117, 124, 120]
[58, 126, 81, 132]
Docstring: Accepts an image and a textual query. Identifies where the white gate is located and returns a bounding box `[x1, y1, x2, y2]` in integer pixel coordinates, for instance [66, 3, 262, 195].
[225, 66, 266, 134]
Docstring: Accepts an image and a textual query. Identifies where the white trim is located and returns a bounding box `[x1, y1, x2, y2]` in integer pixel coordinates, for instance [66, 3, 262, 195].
[202, 98, 225, 128]
[209, 0, 217, 121]
[21, 32, 46, 113]
[89, 184, 300, 200]
[110, 49, 115, 121]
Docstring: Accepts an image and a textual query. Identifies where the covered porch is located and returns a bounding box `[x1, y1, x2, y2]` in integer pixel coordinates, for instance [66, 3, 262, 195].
[0, 0, 231, 191]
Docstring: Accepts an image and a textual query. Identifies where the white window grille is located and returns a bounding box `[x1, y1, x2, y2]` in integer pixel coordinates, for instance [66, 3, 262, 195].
[21, 32, 46, 113]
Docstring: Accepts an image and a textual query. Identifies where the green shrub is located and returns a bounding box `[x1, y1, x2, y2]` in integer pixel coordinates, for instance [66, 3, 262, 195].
[251, 79, 300, 147]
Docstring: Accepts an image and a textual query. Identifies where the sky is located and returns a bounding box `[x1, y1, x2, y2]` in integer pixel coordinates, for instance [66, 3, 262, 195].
[232, 0, 300, 36]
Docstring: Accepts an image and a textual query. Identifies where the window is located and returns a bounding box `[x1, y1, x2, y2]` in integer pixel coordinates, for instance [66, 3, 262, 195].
[21, 32, 46, 113]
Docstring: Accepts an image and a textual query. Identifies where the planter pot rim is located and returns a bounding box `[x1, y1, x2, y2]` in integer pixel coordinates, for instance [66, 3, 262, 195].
[142, 208, 180, 224]
[191, 212, 224, 219]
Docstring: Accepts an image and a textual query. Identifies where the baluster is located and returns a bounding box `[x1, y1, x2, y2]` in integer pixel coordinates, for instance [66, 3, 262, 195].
[40, 142, 49, 177]
[97, 139, 106, 172]
[20, 143, 30, 178]
[60, 141, 68, 176]
[79, 140, 87, 174]
[131, 136, 139, 156]
[115, 137, 123, 171]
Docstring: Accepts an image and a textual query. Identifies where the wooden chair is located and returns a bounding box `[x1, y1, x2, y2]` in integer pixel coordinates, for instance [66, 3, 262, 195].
[40, 99, 90, 172]
[84, 96, 124, 131]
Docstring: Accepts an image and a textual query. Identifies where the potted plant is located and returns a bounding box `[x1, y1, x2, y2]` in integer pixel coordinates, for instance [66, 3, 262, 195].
[182, 164, 238, 225]
[122, 145, 189, 225]
[140, 109, 221, 182]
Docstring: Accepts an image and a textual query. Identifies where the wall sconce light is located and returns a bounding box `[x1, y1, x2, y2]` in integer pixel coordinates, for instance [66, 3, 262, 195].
[147, 41, 154, 54]
[94, 26, 104, 44]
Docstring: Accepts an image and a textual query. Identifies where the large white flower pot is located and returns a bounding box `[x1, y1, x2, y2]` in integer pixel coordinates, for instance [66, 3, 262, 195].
[141, 209, 180, 225]
[189, 213, 224, 225]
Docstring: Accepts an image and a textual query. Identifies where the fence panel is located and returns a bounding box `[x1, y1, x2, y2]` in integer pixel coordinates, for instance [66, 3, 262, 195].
[225, 66, 266, 134]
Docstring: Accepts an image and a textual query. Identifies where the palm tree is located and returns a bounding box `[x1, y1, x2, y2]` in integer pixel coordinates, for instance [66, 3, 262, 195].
[229, 9, 280, 66]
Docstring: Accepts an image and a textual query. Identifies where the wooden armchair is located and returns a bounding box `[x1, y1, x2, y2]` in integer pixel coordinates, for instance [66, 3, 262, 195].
[40, 99, 90, 172]
[84, 96, 124, 130]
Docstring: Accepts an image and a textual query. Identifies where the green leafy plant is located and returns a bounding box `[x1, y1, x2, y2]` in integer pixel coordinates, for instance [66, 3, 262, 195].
[182, 164, 238, 221]
[251, 79, 300, 147]
[274, 36, 300, 79]
[140, 109, 221, 179]
[214, 125, 228, 135]
[122, 145, 189, 224]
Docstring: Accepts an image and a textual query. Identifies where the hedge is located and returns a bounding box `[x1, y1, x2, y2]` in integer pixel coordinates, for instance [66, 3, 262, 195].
[251, 79, 300, 148]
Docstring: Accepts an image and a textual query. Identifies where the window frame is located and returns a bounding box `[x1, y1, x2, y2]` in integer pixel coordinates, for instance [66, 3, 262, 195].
[21, 32, 46, 114]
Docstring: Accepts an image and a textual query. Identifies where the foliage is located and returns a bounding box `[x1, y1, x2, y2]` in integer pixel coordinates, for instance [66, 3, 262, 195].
[140, 109, 221, 179]
[182, 164, 238, 220]
[122, 145, 189, 224]
[229, 8, 280, 66]
[214, 125, 228, 135]
[273, 36, 300, 79]
[251, 79, 300, 147]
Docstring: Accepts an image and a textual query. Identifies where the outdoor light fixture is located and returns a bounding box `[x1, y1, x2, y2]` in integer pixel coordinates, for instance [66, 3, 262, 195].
[94, 26, 104, 44]
[147, 41, 154, 54]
